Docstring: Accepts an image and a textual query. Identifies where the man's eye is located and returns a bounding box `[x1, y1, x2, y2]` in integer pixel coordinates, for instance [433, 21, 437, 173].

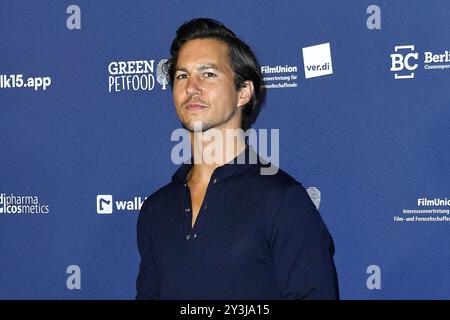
[202, 72, 217, 78]
[175, 74, 188, 80]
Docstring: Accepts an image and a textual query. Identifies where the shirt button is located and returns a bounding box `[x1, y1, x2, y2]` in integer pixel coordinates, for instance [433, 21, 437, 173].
[186, 234, 191, 240]
[203, 204, 208, 210]
[184, 208, 191, 212]
[184, 183, 187, 187]
[193, 233, 198, 239]
[213, 178, 217, 184]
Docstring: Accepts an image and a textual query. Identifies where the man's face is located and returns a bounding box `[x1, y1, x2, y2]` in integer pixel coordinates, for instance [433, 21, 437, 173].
[173, 38, 244, 132]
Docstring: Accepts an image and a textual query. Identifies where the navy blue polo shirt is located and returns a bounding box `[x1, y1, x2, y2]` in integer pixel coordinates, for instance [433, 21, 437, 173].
[136, 145, 339, 299]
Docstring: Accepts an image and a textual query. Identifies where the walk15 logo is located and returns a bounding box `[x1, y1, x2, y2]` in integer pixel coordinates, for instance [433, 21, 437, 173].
[108, 58, 169, 93]
[0, 193, 49, 214]
[390, 45, 450, 79]
[96, 194, 146, 214]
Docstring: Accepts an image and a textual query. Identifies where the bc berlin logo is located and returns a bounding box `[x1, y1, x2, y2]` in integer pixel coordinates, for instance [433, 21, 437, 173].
[390, 45, 418, 79]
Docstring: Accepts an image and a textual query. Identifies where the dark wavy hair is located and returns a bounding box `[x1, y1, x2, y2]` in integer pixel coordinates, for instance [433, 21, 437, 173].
[164, 18, 265, 130]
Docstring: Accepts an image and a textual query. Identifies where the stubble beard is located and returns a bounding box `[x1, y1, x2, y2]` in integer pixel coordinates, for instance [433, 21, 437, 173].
[181, 106, 239, 133]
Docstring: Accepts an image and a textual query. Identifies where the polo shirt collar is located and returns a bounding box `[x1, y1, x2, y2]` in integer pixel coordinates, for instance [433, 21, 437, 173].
[172, 144, 264, 183]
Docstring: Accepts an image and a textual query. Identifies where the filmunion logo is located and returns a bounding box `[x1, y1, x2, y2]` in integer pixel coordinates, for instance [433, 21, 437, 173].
[418, 198, 450, 206]
[96, 194, 146, 214]
[261, 64, 299, 89]
[108, 58, 168, 93]
[390, 45, 418, 79]
[302, 42, 333, 79]
[390, 45, 450, 79]
[0, 193, 49, 214]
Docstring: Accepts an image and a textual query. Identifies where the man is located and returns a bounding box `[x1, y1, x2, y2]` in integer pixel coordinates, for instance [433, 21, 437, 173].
[136, 18, 339, 299]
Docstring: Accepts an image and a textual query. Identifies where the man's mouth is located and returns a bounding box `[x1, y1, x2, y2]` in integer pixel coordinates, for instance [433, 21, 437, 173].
[185, 102, 208, 110]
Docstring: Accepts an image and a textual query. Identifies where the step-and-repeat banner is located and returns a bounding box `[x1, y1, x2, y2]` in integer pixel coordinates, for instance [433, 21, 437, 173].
[1, 1, 449, 299]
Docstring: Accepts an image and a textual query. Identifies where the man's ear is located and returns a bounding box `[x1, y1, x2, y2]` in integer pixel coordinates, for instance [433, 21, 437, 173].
[237, 80, 254, 108]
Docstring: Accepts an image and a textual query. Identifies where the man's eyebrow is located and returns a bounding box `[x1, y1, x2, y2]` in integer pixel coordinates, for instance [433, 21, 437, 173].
[175, 67, 188, 73]
[175, 64, 220, 73]
[197, 64, 219, 71]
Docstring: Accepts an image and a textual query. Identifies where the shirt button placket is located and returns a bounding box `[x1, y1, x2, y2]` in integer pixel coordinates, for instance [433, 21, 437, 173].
[184, 206, 191, 241]
[184, 182, 192, 241]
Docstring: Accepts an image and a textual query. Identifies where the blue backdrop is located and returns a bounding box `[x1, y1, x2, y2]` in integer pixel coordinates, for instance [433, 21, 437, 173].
[1, 0, 449, 299]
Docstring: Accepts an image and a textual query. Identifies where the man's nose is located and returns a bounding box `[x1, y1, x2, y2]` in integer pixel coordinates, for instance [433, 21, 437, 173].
[186, 75, 201, 97]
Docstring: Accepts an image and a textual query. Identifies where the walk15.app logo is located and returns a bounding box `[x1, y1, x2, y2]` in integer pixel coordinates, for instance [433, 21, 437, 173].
[108, 58, 169, 93]
[96, 194, 146, 214]
[390, 45, 450, 79]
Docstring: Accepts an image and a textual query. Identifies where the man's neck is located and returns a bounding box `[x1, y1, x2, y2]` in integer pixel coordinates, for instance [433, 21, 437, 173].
[187, 127, 246, 184]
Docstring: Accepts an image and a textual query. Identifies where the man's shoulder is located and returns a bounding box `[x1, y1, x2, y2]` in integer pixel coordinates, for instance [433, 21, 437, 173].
[140, 181, 178, 212]
[247, 163, 302, 191]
